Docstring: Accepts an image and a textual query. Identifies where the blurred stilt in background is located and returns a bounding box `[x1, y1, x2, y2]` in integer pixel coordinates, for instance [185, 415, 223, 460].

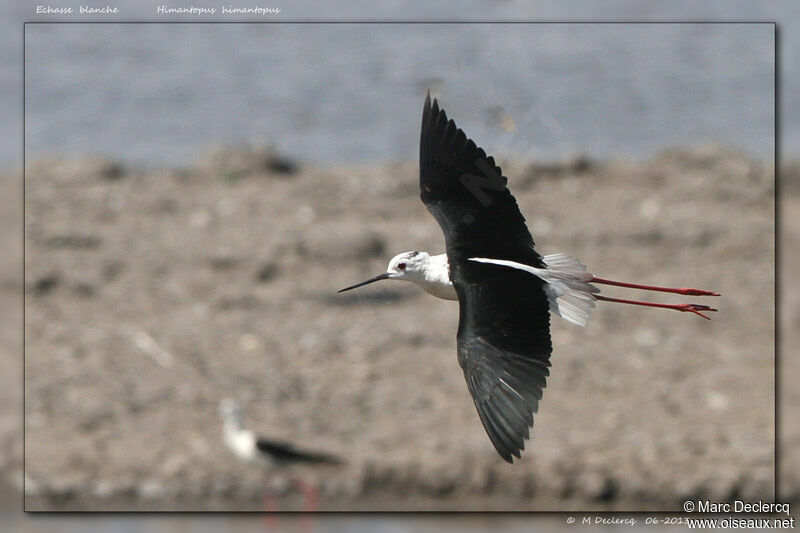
[218, 398, 343, 512]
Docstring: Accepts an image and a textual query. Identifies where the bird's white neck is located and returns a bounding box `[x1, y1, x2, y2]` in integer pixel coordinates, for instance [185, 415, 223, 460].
[223, 416, 243, 435]
[412, 253, 458, 301]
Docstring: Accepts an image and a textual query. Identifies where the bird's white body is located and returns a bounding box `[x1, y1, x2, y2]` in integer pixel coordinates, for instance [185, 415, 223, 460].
[224, 423, 262, 463]
[383, 251, 599, 327]
[219, 399, 272, 465]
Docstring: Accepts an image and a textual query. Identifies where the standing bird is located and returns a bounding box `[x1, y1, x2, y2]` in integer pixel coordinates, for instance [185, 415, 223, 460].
[218, 398, 342, 510]
[338, 93, 719, 463]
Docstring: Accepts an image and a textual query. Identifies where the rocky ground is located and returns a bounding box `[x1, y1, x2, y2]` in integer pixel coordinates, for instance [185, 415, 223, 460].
[15, 144, 789, 510]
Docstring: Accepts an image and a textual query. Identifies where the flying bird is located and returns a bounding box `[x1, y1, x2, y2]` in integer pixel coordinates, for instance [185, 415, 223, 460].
[338, 93, 719, 463]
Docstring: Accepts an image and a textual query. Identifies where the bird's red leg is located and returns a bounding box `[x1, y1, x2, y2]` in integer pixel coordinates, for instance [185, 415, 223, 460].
[290, 476, 319, 512]
[262, 487, 278, 527]
[595, 295, 717, 320]
[590, 277, 719, 297]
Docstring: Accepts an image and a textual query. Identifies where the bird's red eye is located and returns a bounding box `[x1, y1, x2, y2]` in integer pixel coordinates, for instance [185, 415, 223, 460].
[398, 263, 406, 270]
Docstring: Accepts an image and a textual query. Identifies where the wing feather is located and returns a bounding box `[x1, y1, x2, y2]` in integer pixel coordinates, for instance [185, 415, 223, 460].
[255, 439, 342, 465]
[459, 333, 550, 463]
[420, 93, 537, 257]
[419, 93, 553, 462]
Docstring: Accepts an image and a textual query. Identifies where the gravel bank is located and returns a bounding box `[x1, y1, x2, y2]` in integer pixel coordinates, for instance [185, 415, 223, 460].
[21, 145, 780, 510]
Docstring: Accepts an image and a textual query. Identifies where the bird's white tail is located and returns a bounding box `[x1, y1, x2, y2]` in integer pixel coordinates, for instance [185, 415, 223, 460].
[541, 254, 599, 327]
[469, 254, 599, 327]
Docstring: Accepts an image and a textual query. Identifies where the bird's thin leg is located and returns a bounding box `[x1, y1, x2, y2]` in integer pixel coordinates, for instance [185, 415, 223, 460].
[262, 487, 278, 527]
[304, 483, 319, 512]
[595, 295, 717, 319]
[290, 476, 319, 512]
[301, 481, 319, 512]
[590, 277, 719, 297]
[297, 479, 317, 533]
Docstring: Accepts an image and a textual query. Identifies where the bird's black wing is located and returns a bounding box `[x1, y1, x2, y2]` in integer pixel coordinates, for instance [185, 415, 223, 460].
[255, 438, 342, 465]
[455, 274, 552, 462]
[420, 93, 539, 259]
[419, 93, 552, 462]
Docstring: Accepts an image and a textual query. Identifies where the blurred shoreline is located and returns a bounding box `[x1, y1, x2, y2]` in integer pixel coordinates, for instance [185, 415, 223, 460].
[8, 144, 793, 510]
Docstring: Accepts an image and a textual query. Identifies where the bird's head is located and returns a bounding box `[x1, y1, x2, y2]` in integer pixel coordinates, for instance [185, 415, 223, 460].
[387, 251, 430, 279]
[338, 251, 430, 293]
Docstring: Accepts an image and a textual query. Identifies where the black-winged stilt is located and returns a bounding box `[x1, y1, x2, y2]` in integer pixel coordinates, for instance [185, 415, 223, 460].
[338, 93, 719, 463]
[218, 399, 342, 509]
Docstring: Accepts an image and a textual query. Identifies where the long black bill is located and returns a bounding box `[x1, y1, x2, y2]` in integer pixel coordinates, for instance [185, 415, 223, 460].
[337, 272, 390, 293]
